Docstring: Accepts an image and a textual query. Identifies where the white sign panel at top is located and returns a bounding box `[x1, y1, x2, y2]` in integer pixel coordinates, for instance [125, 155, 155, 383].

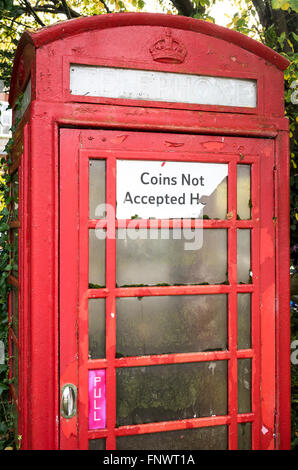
[70, 65, 257, 108]
[116, 160, 228, 219]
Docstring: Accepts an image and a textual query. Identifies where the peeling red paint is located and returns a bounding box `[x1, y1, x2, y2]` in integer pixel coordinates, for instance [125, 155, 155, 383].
[202, 141, 225, 151]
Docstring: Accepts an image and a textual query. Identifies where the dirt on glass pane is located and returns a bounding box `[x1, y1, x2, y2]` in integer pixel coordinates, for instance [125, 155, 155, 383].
[238, 423, 252, 450]
[117, 425, 228, 450]
[237, 165, 251, 220]
[89, 299, 106, 359]
[237, 294, 251, 350]
[116, 229, 227, 286]
[89, 229, 106, 287]
[116, 361, 227, 426]
[238, 358, 252, 414]
[89, 159, 106, 219]
[116, 295, 227, 357]
[237, 229, 251, 284]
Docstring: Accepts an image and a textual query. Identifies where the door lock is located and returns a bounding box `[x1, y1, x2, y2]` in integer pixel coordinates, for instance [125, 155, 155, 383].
[61, 383, 77, 419]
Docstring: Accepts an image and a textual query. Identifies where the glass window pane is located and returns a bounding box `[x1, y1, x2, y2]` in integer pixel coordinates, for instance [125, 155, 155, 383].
[116, 229, 227, 286]
[89, 159, 106, 219]
[237, 230, 251, 284]
[200, 176, 227, 220]
[117, 425, 228, 450]
[237, 294, 251, 349]
[116, 295, 227, 357]
[11, 229, 18, 278]
[238, 423, 252, 450]
[89, 439, 106, 450]
[89, 299, 106, 359]
[11, 339, 18, 395]
[11, 286, 18, 337]
[10, 170, 19, 220]
[237, 165, 251, 220]
[89, 229, 105, 287]
[116, 361, 227, 426]
[238, 359, 252, 413]
[11, 400, 19, 448]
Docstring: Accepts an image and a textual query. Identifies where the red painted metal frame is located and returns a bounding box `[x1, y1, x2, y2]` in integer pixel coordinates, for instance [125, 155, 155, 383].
[8, 13, 291, 450]
[59, 129, 275, 450]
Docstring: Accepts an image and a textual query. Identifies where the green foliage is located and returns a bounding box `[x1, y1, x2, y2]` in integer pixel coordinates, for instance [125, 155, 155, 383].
[272, 0, 298, 13]
[0, 151, 13, 450]
[0, 97, 23, 450]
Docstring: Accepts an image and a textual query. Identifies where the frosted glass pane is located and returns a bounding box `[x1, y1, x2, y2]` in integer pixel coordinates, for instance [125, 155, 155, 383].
[116, 361, 227, 426]
[237, 230, 251, 284]
[238, 423, 252, 450]
[89, 229, 105, 287]
[116, 229, 227, 286]
[237, 294, 251, 349]
[200, 177, 227, 219]
[89, 159, 106, 219]
[237, 165, 251, 220]
[238, 359, 251, 413]
[116, 295, 227, 357]
[70, 65, 257, 108]
[117, 426, 228, 450]
[89, 299, 105, 359]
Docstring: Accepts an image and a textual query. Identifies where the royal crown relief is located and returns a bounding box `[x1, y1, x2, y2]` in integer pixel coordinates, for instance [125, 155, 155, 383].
[149, 29, 187, 64]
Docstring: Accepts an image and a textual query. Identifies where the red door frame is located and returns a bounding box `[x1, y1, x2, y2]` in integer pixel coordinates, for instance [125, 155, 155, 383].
[59, 128, 278, 450]
[10, 98, 289, 451]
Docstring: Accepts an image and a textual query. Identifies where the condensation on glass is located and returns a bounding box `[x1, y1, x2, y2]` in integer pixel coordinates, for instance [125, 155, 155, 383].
[238, 358, 252, 414]
[70, 65, 257, 108]
[116, 229, 227, 286]
[237, 230, 251, 284]
[116, 295, 227, 357]
[89, 299, 106, 359]
[237, 165, 251, 220]
[238, 422, 252, 450]
[89, 159, 106, 219]
[117, 425, 228, 450]
[89, 229, 106, 287]
[116, 361, 227, 426]
[237, 294, 251, 349]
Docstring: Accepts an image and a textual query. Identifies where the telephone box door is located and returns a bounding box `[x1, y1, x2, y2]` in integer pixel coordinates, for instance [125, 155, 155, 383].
[59, 128, 275, 450]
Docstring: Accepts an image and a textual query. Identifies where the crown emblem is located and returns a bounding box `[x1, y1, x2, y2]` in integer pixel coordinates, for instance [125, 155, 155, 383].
[150, 30, 187, 64]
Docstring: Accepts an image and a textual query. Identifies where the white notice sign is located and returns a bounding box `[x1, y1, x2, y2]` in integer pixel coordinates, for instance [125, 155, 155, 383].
[116, 160, 228, 219]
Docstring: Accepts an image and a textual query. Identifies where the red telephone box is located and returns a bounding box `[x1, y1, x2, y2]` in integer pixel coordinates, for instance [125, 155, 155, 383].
[8, 13, 291, 450]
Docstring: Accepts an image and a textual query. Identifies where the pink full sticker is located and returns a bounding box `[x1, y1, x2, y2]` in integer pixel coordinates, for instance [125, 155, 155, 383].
[88, 369, 106, 430]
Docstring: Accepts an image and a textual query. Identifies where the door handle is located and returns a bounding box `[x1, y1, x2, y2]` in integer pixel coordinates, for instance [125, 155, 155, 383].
[61, 383, 77, 419]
